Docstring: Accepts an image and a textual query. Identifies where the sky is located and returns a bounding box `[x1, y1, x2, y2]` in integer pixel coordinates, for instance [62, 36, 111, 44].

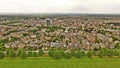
[0, 0, 120, 14]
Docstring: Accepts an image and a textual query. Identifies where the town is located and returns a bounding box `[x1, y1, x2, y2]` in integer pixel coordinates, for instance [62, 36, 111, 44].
[0, 14, 120, 68]
[0, 14, 120, 51]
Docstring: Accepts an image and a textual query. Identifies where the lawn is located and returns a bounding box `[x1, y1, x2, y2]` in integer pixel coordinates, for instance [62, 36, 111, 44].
[0, 57, 120, 68]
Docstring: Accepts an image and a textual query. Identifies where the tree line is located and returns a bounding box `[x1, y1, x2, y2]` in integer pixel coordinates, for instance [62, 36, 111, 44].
[0, 48, 120, 59]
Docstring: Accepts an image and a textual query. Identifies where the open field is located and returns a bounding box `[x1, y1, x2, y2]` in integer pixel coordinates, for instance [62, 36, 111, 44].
[0, 57, 120, 68]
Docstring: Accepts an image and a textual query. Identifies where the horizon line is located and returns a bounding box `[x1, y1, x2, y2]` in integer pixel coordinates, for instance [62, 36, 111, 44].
[0, 12, 120, 15]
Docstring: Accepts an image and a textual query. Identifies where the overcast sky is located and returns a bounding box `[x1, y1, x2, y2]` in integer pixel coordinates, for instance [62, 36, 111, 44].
[0, 0, 120, 14]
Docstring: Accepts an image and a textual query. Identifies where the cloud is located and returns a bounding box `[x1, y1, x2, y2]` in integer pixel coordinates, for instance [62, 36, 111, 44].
[0, 0, 120, 14]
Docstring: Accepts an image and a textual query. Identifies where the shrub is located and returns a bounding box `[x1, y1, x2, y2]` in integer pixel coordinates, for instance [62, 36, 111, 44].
[20, 50, 27, 59]
[48, 49, 54, 57]
[0, 51, 4, 59]
[115, 42, 120, 49]
[81, 51, 86, 56]
[59, 50, 64, 57]
[87, 51, 92, 58]
[27, 50, 32, 57]
[52, 51, 62, 59]
[107, 50, 114, 57]
[17, 49, 22, 56]
[70, 49, 76, 56]
[6, 49, 16, 58]
[98, 49, 105, 58]
[38, 49, 44, 56]
[64, 52, 71, 59]
[32, 52, 38, 57]
[74, 51, 82, 58]
[113, 50, 120, 56]
[23, 33, 28, 36]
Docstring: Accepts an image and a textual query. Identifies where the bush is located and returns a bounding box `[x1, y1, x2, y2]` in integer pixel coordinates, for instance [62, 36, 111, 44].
[81, 51, 86, 56]
[107, 50, 114, 57]
[87, 51, 92, 58]
[115, 42, 120, 49]
[74, 51, 82, 58]
[23, 33, 28, 36]
[70, 49, 76, 56]
[0, 51, 4, 59]
[17, 49, 22, 56]
[113, 50, 120, 56]
[64, 52, 71, 59]
[59, 50, 64, 57]
[48, 49, 54, 57]
[38, 49, 44, 56]
[27, 50, 32, 57]
[20, 50, 27, 59]
[32, 52, 38, 57]
[6, 49, 16, 58]
[98, 49, 105, 58]
[52, 51, 62, 59]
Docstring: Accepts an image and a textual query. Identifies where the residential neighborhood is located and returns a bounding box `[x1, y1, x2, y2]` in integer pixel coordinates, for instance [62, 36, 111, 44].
[0, 14, 120, 52]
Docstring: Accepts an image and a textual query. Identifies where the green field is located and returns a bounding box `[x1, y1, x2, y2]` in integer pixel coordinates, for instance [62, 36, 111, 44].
[0, 57, 120, 68]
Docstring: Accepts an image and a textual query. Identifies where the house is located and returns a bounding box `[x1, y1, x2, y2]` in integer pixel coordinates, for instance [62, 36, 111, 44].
[50, 42, 62, 48]
[0, 28, 2, 36]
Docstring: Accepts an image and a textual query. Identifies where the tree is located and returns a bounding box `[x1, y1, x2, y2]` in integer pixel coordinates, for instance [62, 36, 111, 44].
[98, 49, 104, 58]
[32, 52, 38, 57]
[59, 50, 64, 57]
[17, 48, 22, 56]
[113, 50, 120, 56]
[107, 50, 114, 57]
[22, 33, 28, 36]
[92, 51, 97, 56]
[27, 50, 32, 57]
[87, 51, 92, 58]
[70, 49, 76, 56]
[0, 51, 4, 59]
[74, 51, 82, 58]
[115, 42, 120, 49]
[20, 50, 27, 59]
[6, 49, 16, 58]
[81, 51, 86, 56]
[38, 49, 44, 56]
[99, 48, 109, 56]
[52, 51, 62, 59]
[48, 48, 54, 57]
[64, 52, 71, 59]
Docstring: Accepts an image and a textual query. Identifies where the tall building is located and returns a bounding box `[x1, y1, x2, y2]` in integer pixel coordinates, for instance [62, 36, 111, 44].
[0, 28, 2, 36]
[46, 19, 52, 25]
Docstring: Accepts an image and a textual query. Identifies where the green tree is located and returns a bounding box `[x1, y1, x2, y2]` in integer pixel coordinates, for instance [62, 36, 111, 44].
[38, 49, 44, 56]
[115, 42, 120, 49]
[81, 51, 86, 56]
[113, 50, 120, 56]
[52, 51, 62, 59]
[17, 48, 22, 56]
[99, 48, 109, 56]
[59, 50, 64, 57]
[0, 51, 4, 59]
[64, 52, 71, 59]
[107, 50, 114, 57]
[6, 49, 16, 58]
[20, 50, 27, 59]
[70, 49, 76, 56]
[87, 51, 92, 58]
[23, 33, 28, 36]
[48, 48, 54, 57]
[32, 52, 38, 57]
[27, 50, 32, 57]
[74, 51, 82, 58]
[98, 50, 104, 58]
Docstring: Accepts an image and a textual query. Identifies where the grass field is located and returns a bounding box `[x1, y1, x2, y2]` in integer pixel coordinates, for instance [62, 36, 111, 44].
[0, 57, 120, 68]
